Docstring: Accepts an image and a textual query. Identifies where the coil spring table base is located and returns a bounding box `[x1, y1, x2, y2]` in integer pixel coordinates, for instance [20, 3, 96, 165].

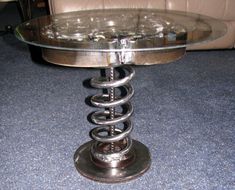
[74, 66, 151, 183]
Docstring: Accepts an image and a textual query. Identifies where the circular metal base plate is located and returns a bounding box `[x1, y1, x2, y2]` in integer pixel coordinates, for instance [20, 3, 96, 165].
[74, 140, 151, 183]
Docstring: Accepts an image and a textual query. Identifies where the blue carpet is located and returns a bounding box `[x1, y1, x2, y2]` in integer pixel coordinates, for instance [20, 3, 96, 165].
[0, 34, 234, 190]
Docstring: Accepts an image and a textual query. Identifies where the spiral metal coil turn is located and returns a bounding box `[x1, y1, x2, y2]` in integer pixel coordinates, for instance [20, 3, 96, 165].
[89, 66, 135, 166]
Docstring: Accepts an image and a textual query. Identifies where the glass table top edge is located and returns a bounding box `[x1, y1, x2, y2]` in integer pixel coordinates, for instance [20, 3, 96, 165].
[15, 8, 228, 52]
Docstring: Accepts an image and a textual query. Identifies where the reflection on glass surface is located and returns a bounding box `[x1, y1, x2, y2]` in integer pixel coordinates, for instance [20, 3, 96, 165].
[41, 13, 185, 42]
[15, 9, 227, 52]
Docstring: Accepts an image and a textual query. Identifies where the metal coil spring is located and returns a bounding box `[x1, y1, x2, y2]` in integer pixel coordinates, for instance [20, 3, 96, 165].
[90, 66, 135, 163]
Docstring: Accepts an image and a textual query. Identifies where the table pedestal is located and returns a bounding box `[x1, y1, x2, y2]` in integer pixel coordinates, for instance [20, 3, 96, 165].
[73, 66, 151, 183]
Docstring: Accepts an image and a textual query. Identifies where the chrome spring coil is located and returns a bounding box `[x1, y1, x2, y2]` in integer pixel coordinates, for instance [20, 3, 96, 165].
[90, 66, 135, 163]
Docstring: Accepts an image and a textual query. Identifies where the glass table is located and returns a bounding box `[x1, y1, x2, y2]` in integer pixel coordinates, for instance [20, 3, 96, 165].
[15, 9, 226, 183]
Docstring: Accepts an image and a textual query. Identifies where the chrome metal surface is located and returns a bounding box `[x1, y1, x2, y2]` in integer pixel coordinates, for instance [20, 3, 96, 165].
[109, 67, 115, 152]
[74, 65, 150, 182]
[42, 47, 186, 67]
[74, 140, 151, 183]
[90, 66, 135, 167]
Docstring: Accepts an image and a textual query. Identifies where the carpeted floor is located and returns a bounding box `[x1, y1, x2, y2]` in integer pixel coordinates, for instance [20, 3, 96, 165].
[0, 32, 234, 190]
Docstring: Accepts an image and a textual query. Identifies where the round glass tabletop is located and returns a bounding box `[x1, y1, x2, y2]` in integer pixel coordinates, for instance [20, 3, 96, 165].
[15, 9, 227, 52]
